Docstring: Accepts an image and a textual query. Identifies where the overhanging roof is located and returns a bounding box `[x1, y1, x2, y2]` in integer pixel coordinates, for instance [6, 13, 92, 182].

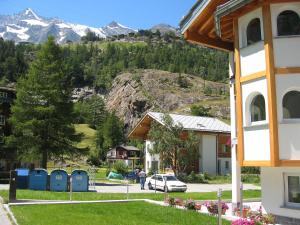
[128, 112, 230, 140]
[180, 0, 258, 51]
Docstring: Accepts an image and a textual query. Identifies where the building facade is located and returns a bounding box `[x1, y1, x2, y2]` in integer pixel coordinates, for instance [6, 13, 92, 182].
[106, 145, 141, 170]
[180, 0, 300, 222]
[129, 112, 231, 175]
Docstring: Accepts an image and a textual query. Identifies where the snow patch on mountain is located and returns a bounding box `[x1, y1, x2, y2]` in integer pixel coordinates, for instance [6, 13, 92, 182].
[0, 9, 177, 44]
[21, 19, 48, 27]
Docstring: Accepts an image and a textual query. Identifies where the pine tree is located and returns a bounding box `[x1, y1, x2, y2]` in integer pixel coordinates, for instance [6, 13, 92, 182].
[7, 37, 81, 168]
[96, 112, 124, 161]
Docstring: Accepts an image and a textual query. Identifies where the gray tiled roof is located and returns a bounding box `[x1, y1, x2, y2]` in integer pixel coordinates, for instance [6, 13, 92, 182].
[148, 112, 230, 133]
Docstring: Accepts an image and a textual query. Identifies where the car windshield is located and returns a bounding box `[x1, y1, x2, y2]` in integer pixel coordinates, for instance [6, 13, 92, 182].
[164, 176, 178, 181]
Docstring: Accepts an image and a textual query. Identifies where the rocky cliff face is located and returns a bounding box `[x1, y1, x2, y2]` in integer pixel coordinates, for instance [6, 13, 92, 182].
[105, 69, 230, 131]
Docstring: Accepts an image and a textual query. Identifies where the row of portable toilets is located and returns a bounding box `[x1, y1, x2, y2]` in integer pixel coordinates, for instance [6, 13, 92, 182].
[16, 169, 89, 192]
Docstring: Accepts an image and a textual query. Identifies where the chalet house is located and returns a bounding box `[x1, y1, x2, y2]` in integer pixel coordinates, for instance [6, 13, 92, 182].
[128, 112, 231, 175]
[106, 145, 141, 169]
[180, 0, 300, 223]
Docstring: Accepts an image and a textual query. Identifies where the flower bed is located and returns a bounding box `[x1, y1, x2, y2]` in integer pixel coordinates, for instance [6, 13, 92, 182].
[232, 206, 275, 225]
[204, 201, 229, 215]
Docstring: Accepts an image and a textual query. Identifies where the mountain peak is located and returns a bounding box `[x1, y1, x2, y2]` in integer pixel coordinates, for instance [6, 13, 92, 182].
[21, 8, 41, 20]
[107, 21, 121, 28]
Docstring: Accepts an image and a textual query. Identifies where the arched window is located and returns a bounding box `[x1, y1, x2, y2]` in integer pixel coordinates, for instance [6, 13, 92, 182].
[283, 91, 300, 119]
[250, 94, 266, 122]
[277, 10, 300, 36]
[247, 18, 262, 45]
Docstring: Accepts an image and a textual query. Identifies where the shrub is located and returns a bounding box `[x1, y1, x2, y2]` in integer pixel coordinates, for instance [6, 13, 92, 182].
[165, 197, 176, 207]
[204, 201, 229, 215]
[204, 86, 213, 96]
[177, 172, 208, 183]
[241, 174, 260, 184]
[113, 160, 128, 176]
[190, 105, 211, 117]
[241, 167, 260, 174]
[86, 154, 101, 167]
[184, 199, 197, 210]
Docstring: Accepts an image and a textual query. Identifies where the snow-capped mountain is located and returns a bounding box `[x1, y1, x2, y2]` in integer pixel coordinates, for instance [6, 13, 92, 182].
[150, 23, 179, 34]
[0, 8, 137, 44]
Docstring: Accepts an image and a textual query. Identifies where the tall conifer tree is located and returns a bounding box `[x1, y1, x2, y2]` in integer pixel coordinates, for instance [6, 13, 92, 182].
[8, 37, 81, 168]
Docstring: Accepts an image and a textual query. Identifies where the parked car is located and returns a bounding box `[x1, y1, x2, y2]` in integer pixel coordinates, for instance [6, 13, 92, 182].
[146, 174, 187, 192]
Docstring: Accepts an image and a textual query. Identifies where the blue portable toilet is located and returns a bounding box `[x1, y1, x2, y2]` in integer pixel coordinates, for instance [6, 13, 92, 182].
[50, 169, 68, 192]
[71, 170, 89, 192]
[29, 169, 48, 190]
[16, 168, 29, 189]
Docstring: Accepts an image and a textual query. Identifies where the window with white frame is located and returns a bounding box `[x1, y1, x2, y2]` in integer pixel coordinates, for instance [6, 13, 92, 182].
[277, 10, 300, 36]
[284, 174, 300, 206]
[246, 18, 262, 45]
[283, 91, 300, 119]
[250, 94, 266, 122]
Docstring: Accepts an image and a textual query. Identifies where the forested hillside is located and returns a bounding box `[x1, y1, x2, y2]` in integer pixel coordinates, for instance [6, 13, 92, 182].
[0, 31, 229, 89]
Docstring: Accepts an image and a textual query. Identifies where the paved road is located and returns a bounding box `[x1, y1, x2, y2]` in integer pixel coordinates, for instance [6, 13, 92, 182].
[90, 183, 260, 193]
[0, 183, 260, 193]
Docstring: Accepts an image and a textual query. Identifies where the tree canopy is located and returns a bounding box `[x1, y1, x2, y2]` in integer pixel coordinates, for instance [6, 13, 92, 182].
[148, 114, 200, 175]
[7, 37, 82, 168]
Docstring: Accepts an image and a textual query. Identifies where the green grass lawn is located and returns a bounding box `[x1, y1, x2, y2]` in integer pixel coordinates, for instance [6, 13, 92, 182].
[75, 124, 97, 152]
[0, 189, 261, 203]
[11, 201, 231, 225]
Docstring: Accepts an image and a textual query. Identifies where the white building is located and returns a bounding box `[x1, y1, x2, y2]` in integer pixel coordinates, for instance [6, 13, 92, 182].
[128, 112, 231, 175]
[181, 0, 300, 223]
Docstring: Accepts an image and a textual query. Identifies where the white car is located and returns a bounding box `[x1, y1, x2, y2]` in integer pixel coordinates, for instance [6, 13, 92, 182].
[146, 174, 187, 192]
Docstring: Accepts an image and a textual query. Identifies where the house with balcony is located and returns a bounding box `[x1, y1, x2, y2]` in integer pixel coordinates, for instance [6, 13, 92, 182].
[106, 145, 141, 170]
[180, 0, 300, 223]
[128, 112, 231, 175]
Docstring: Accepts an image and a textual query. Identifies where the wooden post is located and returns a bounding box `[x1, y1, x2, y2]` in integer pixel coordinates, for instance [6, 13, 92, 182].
[9, 170, 17, 202]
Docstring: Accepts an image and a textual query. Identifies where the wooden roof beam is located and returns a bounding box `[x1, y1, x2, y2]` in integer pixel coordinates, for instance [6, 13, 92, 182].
[185, 30, 233, 52]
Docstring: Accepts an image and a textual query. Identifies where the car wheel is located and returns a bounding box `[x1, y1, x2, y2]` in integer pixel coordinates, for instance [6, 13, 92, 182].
[148, 182, 153, 190]
[164, 185, 169, 192]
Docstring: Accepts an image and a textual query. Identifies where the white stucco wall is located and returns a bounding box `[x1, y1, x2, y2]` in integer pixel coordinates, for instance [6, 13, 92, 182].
[261, 167, 300, 219]
[276, 75, 300, 160]
[218, 158, 231, 175]
[242, 78, 270, 161]
[240, 42, 266, 77]
[238, 8, 266, 77]
[201, 135, 217, 175]
[145, 140, 160, 174]
[273, 37, 300, 68]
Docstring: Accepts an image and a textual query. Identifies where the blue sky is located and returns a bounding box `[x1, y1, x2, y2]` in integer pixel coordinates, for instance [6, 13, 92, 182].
[0, 0, 196, 29]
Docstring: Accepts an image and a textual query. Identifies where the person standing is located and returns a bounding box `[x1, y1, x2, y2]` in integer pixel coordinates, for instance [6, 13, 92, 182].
[138, 169, 146, 190]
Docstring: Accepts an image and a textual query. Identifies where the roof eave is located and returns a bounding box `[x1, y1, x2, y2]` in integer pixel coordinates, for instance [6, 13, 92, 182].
[214, 0, 254, 37]
[180, 0, 211, 34]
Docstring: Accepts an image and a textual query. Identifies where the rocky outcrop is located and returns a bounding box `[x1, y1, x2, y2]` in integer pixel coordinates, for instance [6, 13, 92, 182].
[105, 69, 230, 132]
